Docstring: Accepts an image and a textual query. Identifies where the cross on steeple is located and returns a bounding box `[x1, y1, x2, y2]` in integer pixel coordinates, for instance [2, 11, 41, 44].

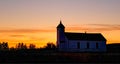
[57, 19, 65, 28]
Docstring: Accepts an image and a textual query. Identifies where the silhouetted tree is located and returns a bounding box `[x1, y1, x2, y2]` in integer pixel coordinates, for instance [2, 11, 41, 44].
[0, 42, 9, 50]
[45, 42, 56, 49]
[16, 43, 27, 49]
[9, 47, 15, 50]
[29, 44, 36, 49]
[2, 42, 9, 49]
[0, 43, 2, 50]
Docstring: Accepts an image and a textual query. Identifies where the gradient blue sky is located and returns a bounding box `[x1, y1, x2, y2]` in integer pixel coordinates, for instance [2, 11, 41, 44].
[0, 0, 120, 47]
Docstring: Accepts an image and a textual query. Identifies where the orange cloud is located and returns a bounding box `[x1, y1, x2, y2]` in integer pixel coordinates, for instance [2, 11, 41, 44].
[0, 29, 55, 33]
[66, 24, 120, 32]
[88, 24, 120, 27]
[9, 35, 26, 37]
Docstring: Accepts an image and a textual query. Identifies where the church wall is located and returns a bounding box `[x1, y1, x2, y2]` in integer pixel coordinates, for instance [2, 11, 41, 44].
[59, 37, 69, 51]
[68, 40, 106, 52]
[98, 41, 106, 51]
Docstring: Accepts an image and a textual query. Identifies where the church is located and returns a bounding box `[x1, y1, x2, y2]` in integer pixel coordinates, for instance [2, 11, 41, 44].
[57, 21, 107, 52]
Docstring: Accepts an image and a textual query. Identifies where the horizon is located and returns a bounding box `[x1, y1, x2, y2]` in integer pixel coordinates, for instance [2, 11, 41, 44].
[0, 0, 120, 48]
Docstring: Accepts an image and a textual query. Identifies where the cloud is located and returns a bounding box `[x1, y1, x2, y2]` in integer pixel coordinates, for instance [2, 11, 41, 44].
[8, 34, 47, 41]
[88, 24, 115, 27]
[0, 29, 55, 33]
[29, 37, 46, 41]
[66, 24, 120, 32]
[88, 24, 120, 30]
[0, 24, 120, 33]
[88, 24, 120, 27]
[10, 35, 26, 37]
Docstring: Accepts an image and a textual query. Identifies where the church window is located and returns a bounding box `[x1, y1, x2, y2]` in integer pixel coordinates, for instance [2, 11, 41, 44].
[96, 42, 98, 49]
[87, 42, 89, 49]
[60, 41, 65, 43]
[77, 42, 80, 49]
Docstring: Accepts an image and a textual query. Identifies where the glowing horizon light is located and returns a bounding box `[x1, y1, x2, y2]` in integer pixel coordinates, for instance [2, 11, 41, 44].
[0, 25, 120, 48]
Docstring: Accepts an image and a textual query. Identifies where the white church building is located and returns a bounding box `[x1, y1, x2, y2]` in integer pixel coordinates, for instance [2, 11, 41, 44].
[57, 21, 107, 52]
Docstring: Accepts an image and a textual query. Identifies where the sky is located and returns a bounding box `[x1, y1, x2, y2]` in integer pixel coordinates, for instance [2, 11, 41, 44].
[0, 0, 120, 48]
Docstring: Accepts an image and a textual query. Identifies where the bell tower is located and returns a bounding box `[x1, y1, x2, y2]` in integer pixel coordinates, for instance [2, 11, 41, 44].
[57, 20, 66, 50]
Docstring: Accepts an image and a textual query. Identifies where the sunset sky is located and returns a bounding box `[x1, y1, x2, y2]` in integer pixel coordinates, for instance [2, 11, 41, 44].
[0, 0, 120, 48]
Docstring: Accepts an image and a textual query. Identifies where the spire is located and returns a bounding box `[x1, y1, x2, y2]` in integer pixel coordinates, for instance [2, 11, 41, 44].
[60, 18, 62, 24]
[60, 20, 62, 24]
[57, 20, 65, 28]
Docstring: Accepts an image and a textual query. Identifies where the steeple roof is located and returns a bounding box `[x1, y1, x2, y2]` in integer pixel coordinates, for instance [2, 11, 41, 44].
[57, 20, 65, 28]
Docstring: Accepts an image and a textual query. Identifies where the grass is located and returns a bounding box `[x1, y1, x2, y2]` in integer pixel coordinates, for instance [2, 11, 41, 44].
[0, 49, 120, 63]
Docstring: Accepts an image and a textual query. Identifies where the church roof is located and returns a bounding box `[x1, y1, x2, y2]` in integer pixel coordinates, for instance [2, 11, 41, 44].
[65, 32, 106, 41]
[57, 21, 65, 28]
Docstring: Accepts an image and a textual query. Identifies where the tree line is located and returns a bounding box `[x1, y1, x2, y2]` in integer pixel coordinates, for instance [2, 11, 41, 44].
[0, 42, 56, 50]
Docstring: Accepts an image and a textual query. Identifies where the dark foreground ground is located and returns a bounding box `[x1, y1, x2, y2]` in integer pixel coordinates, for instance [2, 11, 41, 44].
[0, 50, 120, 63]
[0, 44, 120, 63]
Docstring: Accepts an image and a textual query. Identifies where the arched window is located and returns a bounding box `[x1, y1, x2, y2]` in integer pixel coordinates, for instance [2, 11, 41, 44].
[60, 41, 65, 43]
[87, 42, 89, 49]
[77, 42, 80, 49]
[96, 42, 98, 49]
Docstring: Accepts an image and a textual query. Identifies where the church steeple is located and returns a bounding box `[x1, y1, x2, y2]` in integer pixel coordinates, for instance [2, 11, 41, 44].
[60, 18, 62, 23]
[57, 20, 65, 28]
[57, 20, 66, 51]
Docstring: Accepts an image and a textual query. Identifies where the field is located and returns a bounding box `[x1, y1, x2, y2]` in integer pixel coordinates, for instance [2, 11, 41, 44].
[0, 50, 120, 63]
[0, 44, 120, 63]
